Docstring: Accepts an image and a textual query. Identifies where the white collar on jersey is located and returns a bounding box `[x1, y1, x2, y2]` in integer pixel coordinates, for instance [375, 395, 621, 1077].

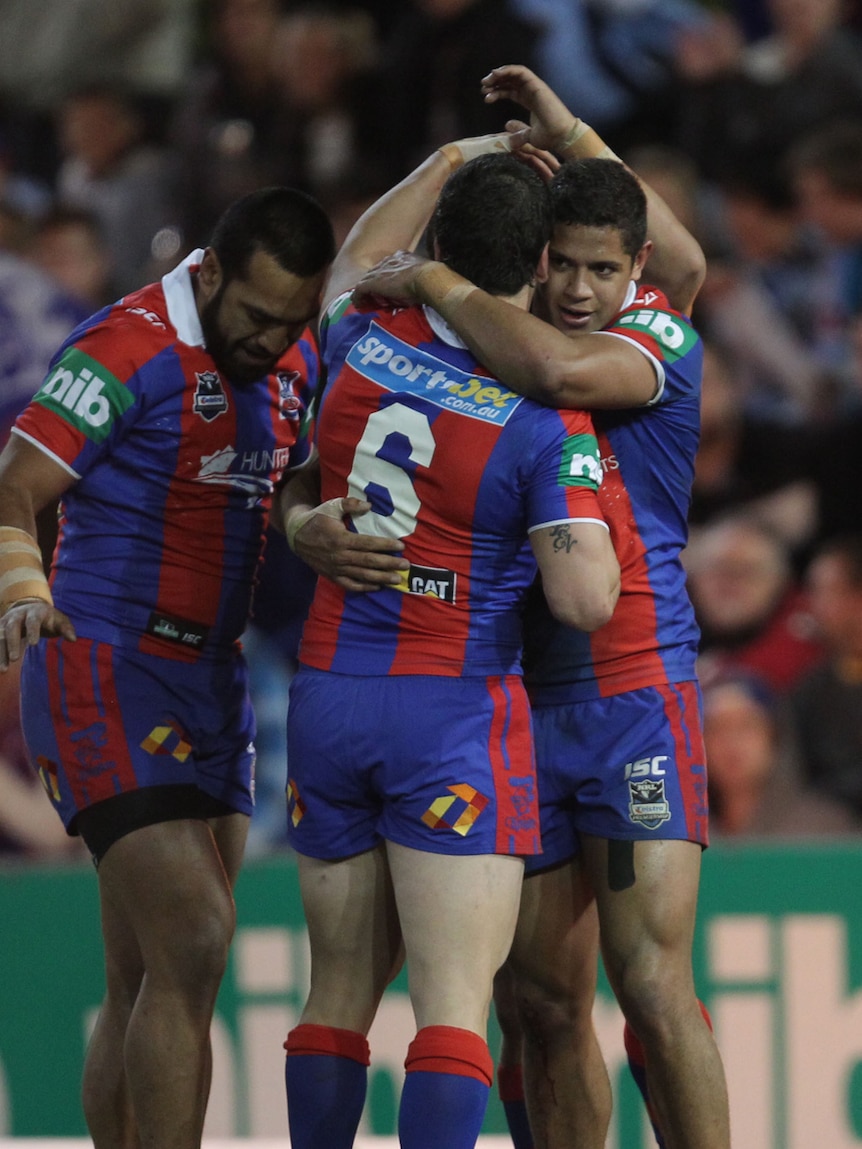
[423, 303, 469, 349]
[161, 248, 206, 347]
[622, 280, 637, 310]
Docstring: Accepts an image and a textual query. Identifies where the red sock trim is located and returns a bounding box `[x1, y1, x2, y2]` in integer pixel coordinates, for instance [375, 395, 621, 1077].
[497, 1063, 526, 1103]
[699, 1000, 714, 1032]
[284, 1023, 370, 1066]
[405, 1026, 493, 1087]
[623, 1019, 645, 1066]
[624, 997, 714, 1065]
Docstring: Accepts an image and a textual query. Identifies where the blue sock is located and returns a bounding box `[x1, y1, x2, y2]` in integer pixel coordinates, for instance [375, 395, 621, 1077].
[399, 1025, 494, 1149]
[497, 1063, 534, 1149]
[284, 1023, 369, 1149]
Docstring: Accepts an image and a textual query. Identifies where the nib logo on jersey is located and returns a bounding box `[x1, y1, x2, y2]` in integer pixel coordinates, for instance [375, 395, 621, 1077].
[35, 347, 134, 443]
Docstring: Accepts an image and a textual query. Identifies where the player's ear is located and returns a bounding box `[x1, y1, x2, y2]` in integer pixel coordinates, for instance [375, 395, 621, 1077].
[631, 240, 652, 282]
[198, 247, 224, 295]
[534, 243, 550, 285]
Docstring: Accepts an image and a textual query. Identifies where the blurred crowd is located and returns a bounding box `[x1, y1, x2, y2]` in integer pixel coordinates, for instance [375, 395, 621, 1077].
[3, 0, 862, 859]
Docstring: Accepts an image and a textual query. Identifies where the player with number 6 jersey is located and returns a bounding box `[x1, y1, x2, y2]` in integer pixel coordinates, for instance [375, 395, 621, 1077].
[279, 151, 620, 1149]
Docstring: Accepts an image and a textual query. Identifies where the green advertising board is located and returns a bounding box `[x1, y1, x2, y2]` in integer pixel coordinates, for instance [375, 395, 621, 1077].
[1, 843, 861, 1148]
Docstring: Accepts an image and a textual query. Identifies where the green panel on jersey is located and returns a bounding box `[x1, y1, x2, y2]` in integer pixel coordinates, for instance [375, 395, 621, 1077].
[558, 432, 603, 488]
[34, 346, 134, 443]
[616, 307, 699, 362]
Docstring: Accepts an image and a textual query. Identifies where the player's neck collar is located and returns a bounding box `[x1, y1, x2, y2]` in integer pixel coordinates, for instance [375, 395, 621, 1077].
[423, 303, 468, 349]
[161, 249, 206, 346]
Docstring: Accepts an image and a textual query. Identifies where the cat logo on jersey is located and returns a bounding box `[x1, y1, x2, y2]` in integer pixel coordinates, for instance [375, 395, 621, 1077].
[276, 370, 302, 420]
[394, 563, 456, 603]
[421, 783, 489, 836]
[193, 371, 228, 421]
[628, 778, 672, 829]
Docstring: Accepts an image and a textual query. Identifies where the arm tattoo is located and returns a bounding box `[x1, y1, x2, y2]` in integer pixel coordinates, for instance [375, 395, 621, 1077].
[550, 524, 578, 553]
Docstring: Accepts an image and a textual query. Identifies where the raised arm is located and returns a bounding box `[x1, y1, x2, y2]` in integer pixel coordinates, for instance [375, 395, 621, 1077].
[481, 64, 706, 315]
[322, 133, 515, 312]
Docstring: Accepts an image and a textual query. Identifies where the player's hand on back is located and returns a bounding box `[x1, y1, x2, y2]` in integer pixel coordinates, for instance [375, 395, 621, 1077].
[0, 599, 76, 670]
[291, 497, 409, 593]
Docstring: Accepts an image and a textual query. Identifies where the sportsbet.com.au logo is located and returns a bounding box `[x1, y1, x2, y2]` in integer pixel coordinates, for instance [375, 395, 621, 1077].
[36, 347, 134, 442]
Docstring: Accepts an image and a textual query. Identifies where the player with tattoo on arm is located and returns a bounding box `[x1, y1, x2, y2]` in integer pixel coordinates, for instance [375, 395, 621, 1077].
[353, 65, 728, 1149]
[275, 143, 620, 1149]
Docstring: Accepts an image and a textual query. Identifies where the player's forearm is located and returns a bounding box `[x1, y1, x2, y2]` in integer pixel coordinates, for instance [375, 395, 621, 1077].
[324, 151, 454, 306]
[415, 263, 657, 409]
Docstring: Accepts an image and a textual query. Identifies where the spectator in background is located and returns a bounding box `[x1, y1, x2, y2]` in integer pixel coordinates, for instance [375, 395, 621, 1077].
[54, 83, 177, 295]
[26, 207, 116, 311]
[704, 671, 859, 837]
[685, 515, 823, 695]
[789, 118, 862, 331]
[368, 0, 541, 182]
[688, 339, 820, 549]
[510, 0, 710, 153]
[266, 4, 382, 206]
[672, 0, 862, 188]
[791, 534, 862, 821]
[169, 0, 288, 247]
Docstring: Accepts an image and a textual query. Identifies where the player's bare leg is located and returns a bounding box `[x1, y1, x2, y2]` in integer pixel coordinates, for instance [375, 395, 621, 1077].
[388, 843, 524, 1149]
[293, 843, 401, 1033]
[583, 835, 730, 1149]
[505, 858, 612, 1149]
[83, 815, 246, 1149]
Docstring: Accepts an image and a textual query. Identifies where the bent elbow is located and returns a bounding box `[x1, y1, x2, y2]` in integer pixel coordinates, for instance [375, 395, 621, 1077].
[545, 580, 619, 633]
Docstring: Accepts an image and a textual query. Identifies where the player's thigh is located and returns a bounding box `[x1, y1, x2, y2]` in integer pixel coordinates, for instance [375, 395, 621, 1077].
[581, 834, 702, 978]
[508, 857, 599, 1002]
[97, 818, 238, 981]
[296, 843, 401, 1030]
[209, 811, 250, 887]
[387, 840, 524, 1032]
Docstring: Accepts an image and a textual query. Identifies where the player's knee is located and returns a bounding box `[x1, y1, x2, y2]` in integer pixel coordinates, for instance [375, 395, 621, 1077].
[511, 973, 595, 1049]
[150, 889, 236, 995]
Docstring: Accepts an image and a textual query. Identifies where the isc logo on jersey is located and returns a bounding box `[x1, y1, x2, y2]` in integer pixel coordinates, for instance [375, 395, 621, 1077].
[36, 347, 133, 442]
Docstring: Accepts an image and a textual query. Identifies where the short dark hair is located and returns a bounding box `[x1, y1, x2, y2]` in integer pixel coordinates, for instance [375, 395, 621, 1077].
[210, 186, 336, 282]
[430, 154, 552, 296]
[550, 159, 647, 260]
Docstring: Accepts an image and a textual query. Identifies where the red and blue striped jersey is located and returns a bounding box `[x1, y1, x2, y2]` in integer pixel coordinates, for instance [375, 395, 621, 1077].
[12, 251, 318, 662]
[524, 283, 703, 701]
[298, 296, 606, 678]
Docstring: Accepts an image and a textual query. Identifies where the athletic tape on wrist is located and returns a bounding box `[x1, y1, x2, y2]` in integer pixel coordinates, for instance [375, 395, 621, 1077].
[285, 499, 347, 553]
[0, 526, 53, 614]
